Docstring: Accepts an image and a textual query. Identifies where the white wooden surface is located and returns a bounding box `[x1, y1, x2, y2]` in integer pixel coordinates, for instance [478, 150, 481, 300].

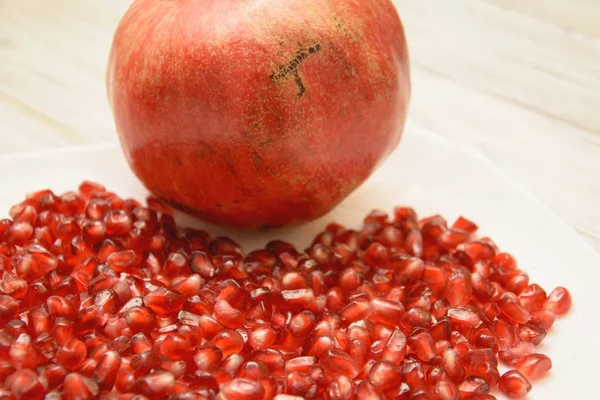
[0, 0, 599, 252]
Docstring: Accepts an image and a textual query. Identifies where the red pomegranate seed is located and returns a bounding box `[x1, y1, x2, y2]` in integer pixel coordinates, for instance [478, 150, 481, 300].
[447, 307, 481, 328]
[9, 368, 45, 400]
[211, 330, 244, 357]
[368, 360, 402, 391]
[471, 273, 494, 303]
[338, 299, 369, 323]
[93, 350, 120, 389]
[408, 330, 436, 362]
[530, 309, 555, 330]
[239, 361, 270, 380]
[498, 370, 532, 398]
[458, 376, 490, 397]
[106, 250, 139, 273]
[356, 380, 382, 399]
[0, 295, 20, 325]
[367, 297, 405, 325]
[433, 379, 460, 400]
[40, 363, 67, 391]
[214, 299, 245, 329]
[517, 324, 546, 346]
[517, 284, 546, 312]
[253, 349, 285, 372]
[218, 378, 265, 400]
[498, 341, 535, 366]
[401, 360, 425, 391]
[516, 353, 552, 380]
[451, 216, 478, 233]
[322, 350, 359, 379]
[328, 374, 354, 400]
[544, 287, 572, 315]
[143, 288, 183, 315]
[159, 333, 191, 360]
[497, 293, 530, 324]
[441, 348, 465, 383]
[64, 372, 99, 400]
[284, 371, 316, 397]
[135, 371, 175, 398]
[57, 339, 87, 369]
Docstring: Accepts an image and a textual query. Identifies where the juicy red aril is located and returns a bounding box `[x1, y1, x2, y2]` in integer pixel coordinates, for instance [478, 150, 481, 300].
[368, 360, 402, 391]
[544, 287, 572, 315]
[516, 353, 552, 380]
[517, 324, 546, 346]
[498, 293, 531, 324]
[459, 376, 490, 397]
[0, 183, 572, 399]
[498, 341, 535, 366]
[498, 370, 532, 398]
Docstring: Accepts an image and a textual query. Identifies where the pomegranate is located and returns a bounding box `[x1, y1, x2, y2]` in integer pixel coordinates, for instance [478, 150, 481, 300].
[107, 0, 410, 228]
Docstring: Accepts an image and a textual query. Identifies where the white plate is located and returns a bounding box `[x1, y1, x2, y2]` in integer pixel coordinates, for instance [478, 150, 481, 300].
[1, 124, 598, 399]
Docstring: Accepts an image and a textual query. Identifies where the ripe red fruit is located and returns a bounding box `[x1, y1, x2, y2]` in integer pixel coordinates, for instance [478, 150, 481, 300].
[107, 0, 410, 228]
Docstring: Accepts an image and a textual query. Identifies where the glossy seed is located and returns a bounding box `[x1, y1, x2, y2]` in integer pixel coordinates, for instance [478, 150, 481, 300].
[498, 370, 532, 398]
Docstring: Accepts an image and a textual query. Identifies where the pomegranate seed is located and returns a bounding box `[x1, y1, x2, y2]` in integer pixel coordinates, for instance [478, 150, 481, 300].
[517, 284, 546, 312]
[471, 273, 494, 302]
[339, 300, 369, 323]
[498, 341, 535, 366]
[9, 369, 45, 400]
[0, 295, 20, 325]
[458, 376, 490, 397]
[530, 309, 555, 330]
[498, 370, 532, 398]
[322, 350, 359, 379]
[401, 360, 425, 391]
[451, 216, 478, 233]
[402, 306, 433, 328]
[544, 287, 572, 315]
[433, 379, 460, 400]
[159, 333, 191, 360]
[222, 353, 244, 377]
[446, 269, 471, 306]
[328, 374, 354, 400]
[408, 330, 436, 362]
[284, 371, 316, 397]
[382, 329, 407, 364]
[63, 372, 99, 400]
[144, 288, 183, 315]
[217, 378, 265, 400]
[214, 299, 245, 329]
[447, 307, 481, 328]
[368, 360, 402, 391]
[57, 339, 87, 369]
[135, 371, 175, 398]
[107, 250, 139, 273]
[93, 350, 121, 389]
[356, 380, 382, 400]
[517, 324, 546, 346]
[367, 297, 405, 325]
[211, 330, 244, 357]
[516, 353, 552, 380]
[497, 293, 530, 324]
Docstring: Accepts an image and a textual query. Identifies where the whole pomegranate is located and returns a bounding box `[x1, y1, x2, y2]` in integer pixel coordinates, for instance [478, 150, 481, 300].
[107, 0, 410, 228]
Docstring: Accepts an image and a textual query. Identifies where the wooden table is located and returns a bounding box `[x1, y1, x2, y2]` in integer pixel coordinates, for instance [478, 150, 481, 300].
[1, 0, 599, 252]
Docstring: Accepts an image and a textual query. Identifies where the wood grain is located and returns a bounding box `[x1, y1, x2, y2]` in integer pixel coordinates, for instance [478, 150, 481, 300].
[0, 0, 598, 251]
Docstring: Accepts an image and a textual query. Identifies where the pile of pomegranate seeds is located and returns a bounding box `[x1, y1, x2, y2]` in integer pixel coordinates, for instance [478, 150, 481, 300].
[0, 182, 572, 400]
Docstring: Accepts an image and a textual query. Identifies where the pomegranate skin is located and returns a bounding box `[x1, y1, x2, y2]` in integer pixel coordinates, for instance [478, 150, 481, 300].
[107, 0, 410, 228]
